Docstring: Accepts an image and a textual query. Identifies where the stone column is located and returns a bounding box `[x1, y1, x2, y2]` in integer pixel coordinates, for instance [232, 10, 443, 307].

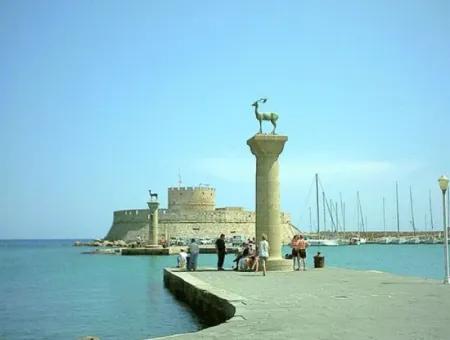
[247, 134, 290, 270]
[147, 201, 160, 247]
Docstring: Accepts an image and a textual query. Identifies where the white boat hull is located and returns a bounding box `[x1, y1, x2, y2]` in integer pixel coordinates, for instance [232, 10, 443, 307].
[391, 237, 407, 244]
[375, 237, 393, 244]
[307, 239, 339, 246]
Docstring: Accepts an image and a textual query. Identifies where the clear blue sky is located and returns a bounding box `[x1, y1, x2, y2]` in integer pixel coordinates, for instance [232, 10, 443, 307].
[1, 0, 449, 239]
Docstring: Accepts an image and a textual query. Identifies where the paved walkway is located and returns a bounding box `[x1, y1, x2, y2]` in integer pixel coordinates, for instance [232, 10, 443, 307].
[158, 267, 450, 339]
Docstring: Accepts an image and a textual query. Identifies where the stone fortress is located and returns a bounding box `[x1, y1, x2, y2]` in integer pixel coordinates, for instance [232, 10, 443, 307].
[105, 185, 296, 244]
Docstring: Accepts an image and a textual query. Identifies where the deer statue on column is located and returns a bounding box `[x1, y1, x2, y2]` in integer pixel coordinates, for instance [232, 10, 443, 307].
[252, 98, 278, 134]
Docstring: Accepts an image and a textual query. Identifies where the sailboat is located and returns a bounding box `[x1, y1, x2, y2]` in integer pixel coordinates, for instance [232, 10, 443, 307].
[423, 190, 441, 244]
[306, 174, 339, 246]
[375, 197, 393, 244]
[349, 191, 367, 245]
[405, 186, 421, 244]
[391, 181, 407, 244]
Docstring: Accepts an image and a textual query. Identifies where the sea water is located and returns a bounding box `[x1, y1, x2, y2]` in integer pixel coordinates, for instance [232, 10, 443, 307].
[0, 240, 205, 340]
[0, 240, 447, 339]
[292, 243, 446, 280]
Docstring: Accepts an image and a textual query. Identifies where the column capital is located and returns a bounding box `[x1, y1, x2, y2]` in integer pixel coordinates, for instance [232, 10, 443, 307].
[247, 134, 288, 158]
[147, 201, 159, 213]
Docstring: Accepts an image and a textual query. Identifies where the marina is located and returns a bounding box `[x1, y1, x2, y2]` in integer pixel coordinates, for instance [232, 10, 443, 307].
[75, 230, 449, 256]
[303, 231, 446, 246]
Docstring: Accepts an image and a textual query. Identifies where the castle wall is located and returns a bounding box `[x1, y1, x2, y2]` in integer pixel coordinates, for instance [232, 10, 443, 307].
[105, 209, 149, 241]
[163, 222, 255, 241]
[113, 209, 149, 223]
[105, 207, 295, 244]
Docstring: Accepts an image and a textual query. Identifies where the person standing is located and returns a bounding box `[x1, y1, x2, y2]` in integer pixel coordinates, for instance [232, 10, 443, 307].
[188, 238, 200, 271]
[258, 234, 269, 276]
[290, 235, 300, 271]
[297, 235, 309, 271]
[249, 241, 259, 272]
[215, 234, 226, 271]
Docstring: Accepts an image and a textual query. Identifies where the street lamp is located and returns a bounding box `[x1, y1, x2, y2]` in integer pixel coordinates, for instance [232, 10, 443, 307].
[438, 175, 449, 284]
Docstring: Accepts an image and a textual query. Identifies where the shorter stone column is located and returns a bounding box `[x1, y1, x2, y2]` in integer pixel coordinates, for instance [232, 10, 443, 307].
[147, 201, 160, 247]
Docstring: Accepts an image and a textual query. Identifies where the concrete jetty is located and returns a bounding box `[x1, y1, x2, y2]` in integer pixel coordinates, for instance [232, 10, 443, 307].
[160, 267, 450, 339]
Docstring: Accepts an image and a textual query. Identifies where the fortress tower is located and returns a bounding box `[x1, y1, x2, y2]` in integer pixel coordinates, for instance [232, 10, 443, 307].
[168, 186, 216, 211]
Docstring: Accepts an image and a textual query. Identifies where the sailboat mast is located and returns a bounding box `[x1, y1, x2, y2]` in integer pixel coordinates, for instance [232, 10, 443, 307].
[309, 206, 312, 233]
[429, 190, 434, 231]
[383, 196, 386, 237]
[340, 192, 345, 233]
[315, 173, 320, 236]
[358, 192, 365, 233]
[324, 197, 336, 232]
[335, 201, 339, 235]
[343, 202, 346, 234]
[410, 186, 416, 235]
[396, 181, 400, 236]
[357, 191, 361, 236]
[329, 198, 335, 232]
[322, 191, 327, 232]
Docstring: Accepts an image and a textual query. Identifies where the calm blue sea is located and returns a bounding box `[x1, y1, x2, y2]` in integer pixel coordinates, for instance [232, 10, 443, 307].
[0, 240, 447, 339]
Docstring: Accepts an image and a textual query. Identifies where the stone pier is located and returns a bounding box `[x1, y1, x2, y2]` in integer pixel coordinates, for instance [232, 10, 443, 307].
[158, 268, 450, 339]
[247, 134, 291, 270]
[147, 200, 160, 246]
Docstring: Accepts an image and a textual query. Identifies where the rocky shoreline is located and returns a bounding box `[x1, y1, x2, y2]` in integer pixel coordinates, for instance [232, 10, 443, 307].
[74, 240, 239, 255]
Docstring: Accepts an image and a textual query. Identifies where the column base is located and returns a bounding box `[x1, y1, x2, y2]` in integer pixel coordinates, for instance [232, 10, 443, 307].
[265, 258, 292, 271]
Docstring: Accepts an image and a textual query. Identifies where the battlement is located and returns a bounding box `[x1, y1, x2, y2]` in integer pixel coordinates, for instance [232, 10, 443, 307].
[114, 209, 149, 216]
[216, 207, 245, 211]
[168, 186, 216, 192]
[113, 209, 149, 223]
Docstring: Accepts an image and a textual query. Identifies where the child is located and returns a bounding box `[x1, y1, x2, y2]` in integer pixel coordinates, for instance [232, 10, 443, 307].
[177, 249, 187, 269]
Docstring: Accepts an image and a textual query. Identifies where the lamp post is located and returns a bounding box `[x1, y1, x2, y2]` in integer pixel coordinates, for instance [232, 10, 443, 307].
[438, 175, 449, 284]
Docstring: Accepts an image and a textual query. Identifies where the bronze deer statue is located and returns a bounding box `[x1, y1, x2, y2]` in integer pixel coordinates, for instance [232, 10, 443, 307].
[148, 190, 158, 201]
[252, 98, 278, 134]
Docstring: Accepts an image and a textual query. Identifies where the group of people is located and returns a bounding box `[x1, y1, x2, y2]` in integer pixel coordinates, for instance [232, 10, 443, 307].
[213, 233, 269, 276]
[177, 238, 200, 271]
[232, 234, 269, 276]
[177, 233, 270, 276]
[290, 234, 308, 271]
[177, 234, 309, 273]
